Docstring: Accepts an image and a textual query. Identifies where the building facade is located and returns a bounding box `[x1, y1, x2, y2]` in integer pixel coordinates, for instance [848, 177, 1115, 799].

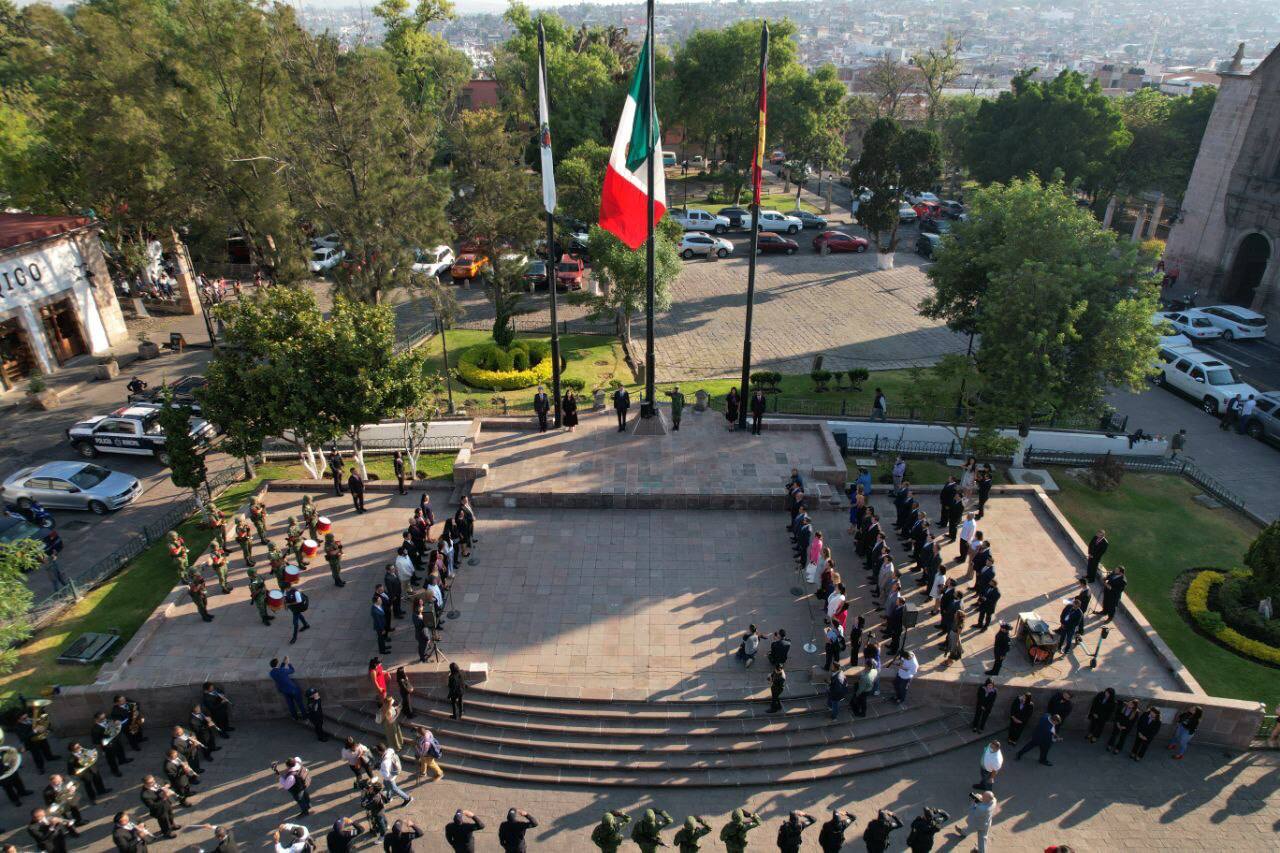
[0, 214, 128, 390]
[1164, 43, 1280, 330]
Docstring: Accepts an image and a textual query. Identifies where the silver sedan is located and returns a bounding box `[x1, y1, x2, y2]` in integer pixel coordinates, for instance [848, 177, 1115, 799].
[2, 461, 142, 515]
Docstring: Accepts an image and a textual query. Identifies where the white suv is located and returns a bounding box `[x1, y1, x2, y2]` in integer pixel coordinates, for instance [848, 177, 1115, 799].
[757, 210, 803, 234]
[412, 245, 455, 277]
[672, 208, 730, 234]
[1157, 347, 1260, 415]
[678, 231, 733, 259]
[1194, 305, 1269, 340]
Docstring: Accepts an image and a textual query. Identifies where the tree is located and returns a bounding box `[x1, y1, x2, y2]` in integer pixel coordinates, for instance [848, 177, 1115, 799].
[373, 0, 471, 117]
[157, 395, 208, 500]
[962, 69, 1130, 193]
[557, 140, 610, 224]
[921, 177, 1161, 427]
[1244, 520, 1280, 601]
[850, 118, 941, 268]
[0, 540, 38, 674]
[574, 222, 681, 348]
[1110, 86, 1216, 200]
[913, 34, 962, 129]
[861, 54, 919, 120]
[399, 380, 444, 479]
[772, 65, 848, 207]
[447, 108, 539, 346]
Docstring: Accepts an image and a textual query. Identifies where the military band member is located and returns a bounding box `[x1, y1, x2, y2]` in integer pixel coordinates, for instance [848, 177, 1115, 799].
[163, 749, 198, 806]
[111, 695, 145, 751]
[207, 544, 231, 594]
[187, 573, 215, 622]
[0, 749, 33, 805]
[167, 531, 189, 576]
[91, 710, 130, 777]
[140, 775, 179, 838]
[234, 516, 256, 565]
[324, 533, 345, 587]
[189, 704, 221, 754]
[249, 498, 269, 545]
[286, 517, 307, 568]
[250, 579, 273, 626]
[201, 682, 235, 734]
[15, 710, 57, 773]
[27, 807, 75, 852]
[268, 544, 288, 590]
[66, 743, 108, 803]
[301, 495, 319, 541]
[172, 726, 206, 773]
[41, 774, 83, 827]
[203, 502, 229, 550]
[719, 809, 762, 853]
[112, 810, 157, 852]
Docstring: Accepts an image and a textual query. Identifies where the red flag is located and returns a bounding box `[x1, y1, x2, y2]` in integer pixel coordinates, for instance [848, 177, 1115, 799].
[751, 23, 770, 207]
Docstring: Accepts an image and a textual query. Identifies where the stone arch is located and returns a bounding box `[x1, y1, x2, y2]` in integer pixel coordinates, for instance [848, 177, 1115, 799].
[1224, 231, 1272, 307]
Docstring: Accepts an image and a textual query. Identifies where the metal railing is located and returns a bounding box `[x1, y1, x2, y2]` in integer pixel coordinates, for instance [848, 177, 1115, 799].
[450, 317, 617, 336]
[756, 393, 1126, 433]
[24, 466, 246, 631]
[261, 434, 466, 459]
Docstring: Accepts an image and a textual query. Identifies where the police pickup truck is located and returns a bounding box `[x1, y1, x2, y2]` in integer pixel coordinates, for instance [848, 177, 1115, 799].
[66, 404, 216, 466]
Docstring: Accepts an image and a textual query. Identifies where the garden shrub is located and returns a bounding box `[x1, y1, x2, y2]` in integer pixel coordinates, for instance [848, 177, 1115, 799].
[562, 377, 586, 392]
[1184, 570, 1280, 666]
[1217, 571, 1280, 648]
[456, 339, 554, 391]
[511, 348, 529, 371]
[847, 367, 870, 389]
[1085, 454, 1126, 491]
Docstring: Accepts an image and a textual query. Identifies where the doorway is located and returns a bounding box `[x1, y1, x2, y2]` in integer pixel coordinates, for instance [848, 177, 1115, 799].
[0, 318, 37, 390]
[1224, 233, 1271, 307]
[39, 298, 87, 365]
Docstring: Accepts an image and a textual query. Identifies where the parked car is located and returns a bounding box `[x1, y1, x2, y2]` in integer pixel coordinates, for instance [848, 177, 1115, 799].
[0, 514, 61, 560]
[128, 375, 207, 413]
[905, 191, 939, 205]
[310, 232, 342, 250]
[2, 461, 141, 515]
[412, 245, 455, 278]
[919, 218, 952, 236]
[939, 200, 965, 218]
[567, 231, 591, 260]
[789, 209, 827, 229]
[813, 231, 868, 254]
[678, 232, 733, 259]
[898, 205, 918, 224]
[662, 152, 677, 167]
[756, 232, 798, 255]
[913, 201, 942, 220]
[690, 155, 705, 166]
[672, 208, 730, 234]
[1156, 347, 1260, 414]
[1153, 310, 1222, 341]
[1195, 305, 1269, 340]
[717, 207, 751, 228]
[310, 247, 345, 273]
[770, 149, 786, 164]
[450, 253, 489, 281]
[1242, 392, 1280, 443]
[67, 405, 216, 466]
[524, 260, 549, 290]
[916, 233, 942, 258]
[757, 210, 803, 234]
[555, 254, 585, 289]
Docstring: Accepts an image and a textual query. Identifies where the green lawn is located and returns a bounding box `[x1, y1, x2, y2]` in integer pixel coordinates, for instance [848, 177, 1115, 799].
[0, 477, 263, 704]
[652, 369, 916, 416]
[1049, 470, 1277, 710]
[845, 457, 1007, 487]
[257, 453, 454, 483]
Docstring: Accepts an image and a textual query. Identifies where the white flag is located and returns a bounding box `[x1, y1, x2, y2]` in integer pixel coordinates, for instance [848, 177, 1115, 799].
[537, 26, 556, 215]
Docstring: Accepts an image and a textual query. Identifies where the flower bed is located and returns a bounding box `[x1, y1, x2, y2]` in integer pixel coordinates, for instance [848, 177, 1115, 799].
[1184, 569, 1280, 667]
[456, 339, 554, 391]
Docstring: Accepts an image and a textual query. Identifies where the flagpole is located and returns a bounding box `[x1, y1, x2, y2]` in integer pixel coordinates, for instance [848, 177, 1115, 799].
[538, 19, 562, 428]
[737, 21, 769, 432]
[640, 0, 657, 421]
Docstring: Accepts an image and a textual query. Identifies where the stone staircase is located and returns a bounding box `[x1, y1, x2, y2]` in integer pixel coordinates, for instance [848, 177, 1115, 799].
[325, 683, 984, 788]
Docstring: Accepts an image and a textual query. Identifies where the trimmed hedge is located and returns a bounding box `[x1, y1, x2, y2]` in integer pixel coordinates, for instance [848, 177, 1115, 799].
[1185, 570, 1280, 666]
[456, 340, 554, 391]
[1218, 571, 1280, 648]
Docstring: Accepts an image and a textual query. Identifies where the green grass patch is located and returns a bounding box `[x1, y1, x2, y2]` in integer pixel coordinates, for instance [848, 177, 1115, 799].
[844, 457, 1005, 487]
[652, 369, 916, 415]
[0, 477, 262, 704]
[1049, 469, 1276, 710]
[256, 453, 454, 483]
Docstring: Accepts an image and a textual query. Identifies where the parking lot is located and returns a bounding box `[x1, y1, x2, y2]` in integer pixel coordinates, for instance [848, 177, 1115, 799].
[1197, 336, 1280, 391]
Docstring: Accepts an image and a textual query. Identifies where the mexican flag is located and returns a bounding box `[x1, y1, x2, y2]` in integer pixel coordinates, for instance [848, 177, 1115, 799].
[599, 33, 666, 250]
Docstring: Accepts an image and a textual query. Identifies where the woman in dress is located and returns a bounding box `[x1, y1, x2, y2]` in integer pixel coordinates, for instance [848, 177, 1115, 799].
[447, 661, 466, 720]
[725, 387, 741, 427]
[376, 694, 403, 751]
[562, 390, 579, 431]
[396, 667, 417, 719]
[368, 657, 388, 701]
[941, 608, 966, 666]
[1168, 705, 1202, 759]
[960, 456, 978, 500]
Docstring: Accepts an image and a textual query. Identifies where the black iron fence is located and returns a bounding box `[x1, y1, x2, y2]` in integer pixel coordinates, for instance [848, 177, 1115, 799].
[261, 434, 467, 460]
[757, 394, 1127, 434]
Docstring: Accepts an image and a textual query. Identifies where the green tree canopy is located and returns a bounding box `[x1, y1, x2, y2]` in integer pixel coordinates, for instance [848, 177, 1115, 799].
[1110, 86, 1216, 199]
[962, 70, 1131, 193]
[1244, 520, 1280, 601]
[920, 177, 1161, 425]
[850, 117, 941, 258]
[772, 64, 848, 203]
[575, 222, 681, 348]
[0, 540, 38, 675]
[158, 395, 208, 498]
[373, 0, 471, 116]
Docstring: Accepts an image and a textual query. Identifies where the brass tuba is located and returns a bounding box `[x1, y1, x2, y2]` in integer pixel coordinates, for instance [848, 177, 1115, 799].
[0, 745, 22, 781]
[27, 698, 52, 742]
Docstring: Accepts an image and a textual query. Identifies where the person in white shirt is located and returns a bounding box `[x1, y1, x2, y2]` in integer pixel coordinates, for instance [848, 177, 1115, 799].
[957, 513, 977, 562]
[425, 576, 444, 613]
[394, 551, 415, 587]
[340, 737, 373, 781]
[975, 740, 1003, 791]
[377, 744, 412, 806]
[825, 585, 846, 621]
[892, 457, 907, 488]
[272, 823, 310, 853]
[892, 651, 918, 704]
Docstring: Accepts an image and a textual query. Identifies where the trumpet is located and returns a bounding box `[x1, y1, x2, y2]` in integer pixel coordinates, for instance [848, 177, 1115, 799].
[0, 745, 22, 781]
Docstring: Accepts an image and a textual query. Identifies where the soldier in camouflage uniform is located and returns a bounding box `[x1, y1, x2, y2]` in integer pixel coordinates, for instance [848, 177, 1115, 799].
[249, 497, 269, 545]
[672, 816, 711, 853]
[249, 575, 273, 625]
[301, 495, 319, 541]
[590, 811, 630, 853]
[324, 532, 345, 587]
[187, 572, 214, 622]
[630, 808, 672, 853]
[207, 543, 232, 594]
[168, 531, 190, 576]
[286, 517, 307, 568]
[268, 544, 288, 590]
[203, 501, 228, 549]
[719, 809, 762, 853]
[234, 515, 256, 566]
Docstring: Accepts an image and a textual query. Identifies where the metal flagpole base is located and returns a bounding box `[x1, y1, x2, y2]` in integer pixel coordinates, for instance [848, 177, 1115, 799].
[630, 403, 669, 436]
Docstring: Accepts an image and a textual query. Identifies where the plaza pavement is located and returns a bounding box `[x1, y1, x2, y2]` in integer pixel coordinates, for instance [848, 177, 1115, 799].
[1, 718, 1275, 851]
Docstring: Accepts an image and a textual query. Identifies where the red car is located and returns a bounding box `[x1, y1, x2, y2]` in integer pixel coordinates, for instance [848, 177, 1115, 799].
[756, 232, 799, 255]
[555, 254, 585, 289]
[913, 201, 942, 220]
[813, 231, 869, 254]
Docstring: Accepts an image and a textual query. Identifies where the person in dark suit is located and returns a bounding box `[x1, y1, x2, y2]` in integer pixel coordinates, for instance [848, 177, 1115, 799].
[329, 451, 345, 496]
[1098, 567, 1128, 621]
[1007, 693, 1034, 744]
[976, 467, 993, 519]
[41, 775, 82, 826]
[1130, 707, 1162, 760]
[1014, 712, 1061, 765]
[384, 564, 405, 619]
[111, 811, 151, 852]
[1086, 688, 1117, 743]
[28, 807, 74, 852]
[533, 386, 551, 432]
[612, 387, 630, 431]
[207, 826, 240, 853]
[392, 451, 408, 495]
[348, 471, 366, 513]
[1085, 530, 1108, 582]
[972, 679, 998, 732]
[768, 630, 791, 667]
[497, 809, 538, 853]
[444, 810, 485, 853]
[947, 492, 964, 540]
[938, 477, 957, 526]
[305, 688, 329, 742]
[140, 775, 178, 838]
[1057, 601, 1084, 653]
[371, 595, 390, 654]
[92, 711, 131, 777]
[163, 749, 197, 806]
[385, 819, 424, 853]
[1048, 691, 1074, 727]
[201, 682, 234, 733]
[14, 711, 56, 773]
[1107, 698, 1141, 754]
[986, 622, 1013, 675]
[749, 389, 767, 435]
[975, 580, 1001, 630]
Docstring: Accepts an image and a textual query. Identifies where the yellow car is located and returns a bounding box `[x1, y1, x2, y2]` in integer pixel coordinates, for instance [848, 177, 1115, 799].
[451, 253, 489, 281]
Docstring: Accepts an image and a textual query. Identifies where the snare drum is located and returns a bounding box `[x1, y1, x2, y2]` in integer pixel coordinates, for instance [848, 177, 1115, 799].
[283, 565, 302, 586]
[266, 589, 285, 610]
[316, 517, 332, 535]
[301, 539, 319, 559]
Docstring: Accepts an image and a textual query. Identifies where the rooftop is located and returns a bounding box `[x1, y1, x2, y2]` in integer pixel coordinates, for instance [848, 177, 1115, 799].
[0, 212, 93, 252]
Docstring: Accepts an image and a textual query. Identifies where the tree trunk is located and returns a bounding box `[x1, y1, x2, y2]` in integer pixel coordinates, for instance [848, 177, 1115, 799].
[351, 432, 368, 480]
[300, 444, 324, 479]
[876, 250, 895, 270]
[241, 455, 256, 480]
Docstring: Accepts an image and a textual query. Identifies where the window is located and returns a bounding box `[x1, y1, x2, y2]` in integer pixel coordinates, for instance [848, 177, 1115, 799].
[1189, 367, 1206, 381]
[44, 479, 74, 492]
[24, 478, 51, 489]
[70, 465, 109, 488]
[1257, 400, 1276, 414]
[1174, 359, 1193, 373]
[1191, 318, 1215, 329]
[97, 420, 133, 435]
[1205, 368, 1238, 386]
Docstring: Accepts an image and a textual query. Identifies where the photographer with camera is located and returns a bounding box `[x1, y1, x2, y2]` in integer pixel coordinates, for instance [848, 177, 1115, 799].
[861, 809, 903, 853]
[359, 777, 388, 838]
[271, 757, 311, 818]
[955, 790, 997, 852]
[906, 806, 950, 852]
